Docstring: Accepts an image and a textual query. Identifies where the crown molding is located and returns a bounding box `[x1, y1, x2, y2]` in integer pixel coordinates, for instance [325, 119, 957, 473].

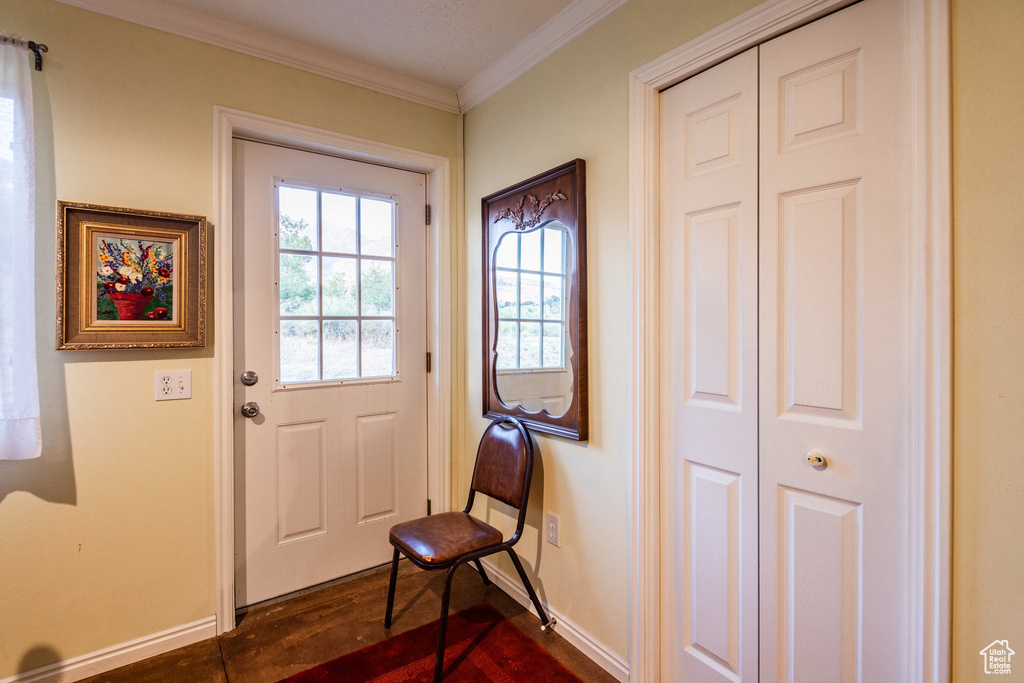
[54, 0, 462, 114]
[54, 0, 631, 114]
[457, 0, 630, 111]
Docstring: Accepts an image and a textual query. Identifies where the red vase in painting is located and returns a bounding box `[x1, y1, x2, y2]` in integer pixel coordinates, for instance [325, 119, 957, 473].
[107, 292, 154, 320]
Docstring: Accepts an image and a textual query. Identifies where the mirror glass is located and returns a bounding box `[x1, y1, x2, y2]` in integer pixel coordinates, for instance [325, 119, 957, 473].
[493, 221, 574, 417]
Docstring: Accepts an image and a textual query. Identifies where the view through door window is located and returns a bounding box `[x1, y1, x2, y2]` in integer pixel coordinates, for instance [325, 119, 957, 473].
[493, 225, 566, 370]
[277, 184, 397, 383]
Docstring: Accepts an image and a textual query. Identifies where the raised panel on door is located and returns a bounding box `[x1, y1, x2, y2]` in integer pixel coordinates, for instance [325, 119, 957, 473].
[777, 487, 862, 683]
[660, 46, 759, 683]
[758, 1, 911, 680]
[356, 412, 399, 523]
[686, 462, 743, 673]
[277, 420, 328, 542]
[778, 182, 861, 426]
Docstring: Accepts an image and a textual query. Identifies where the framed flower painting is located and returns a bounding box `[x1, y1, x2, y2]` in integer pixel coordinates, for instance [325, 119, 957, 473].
[57, 201, 207, 349]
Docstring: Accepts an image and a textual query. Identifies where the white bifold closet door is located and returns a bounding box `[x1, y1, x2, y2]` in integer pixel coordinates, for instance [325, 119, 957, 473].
[661, 45, 760, 683]
[660, 0, 911, 681]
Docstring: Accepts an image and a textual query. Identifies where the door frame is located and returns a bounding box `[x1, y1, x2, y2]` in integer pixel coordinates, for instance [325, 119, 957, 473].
[628, 0, 952, 680]
[212, 106, 453, 633]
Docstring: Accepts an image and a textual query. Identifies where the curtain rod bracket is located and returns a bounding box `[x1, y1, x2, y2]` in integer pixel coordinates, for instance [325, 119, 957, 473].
[27, 41, 47, 71]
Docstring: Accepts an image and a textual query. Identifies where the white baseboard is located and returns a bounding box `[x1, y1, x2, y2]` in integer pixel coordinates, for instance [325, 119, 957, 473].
[2, 616, 217, 683]
[480, 559, 629, 682]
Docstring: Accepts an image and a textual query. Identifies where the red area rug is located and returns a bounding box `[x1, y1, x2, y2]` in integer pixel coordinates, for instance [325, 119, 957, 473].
[280, 603, 582, 682]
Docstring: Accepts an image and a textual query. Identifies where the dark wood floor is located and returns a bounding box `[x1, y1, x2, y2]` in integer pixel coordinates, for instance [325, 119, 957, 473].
[80, 561, 618, 682]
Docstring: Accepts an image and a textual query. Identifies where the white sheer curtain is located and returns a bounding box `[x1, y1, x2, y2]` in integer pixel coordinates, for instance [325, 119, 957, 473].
[0, 35, 40, 460]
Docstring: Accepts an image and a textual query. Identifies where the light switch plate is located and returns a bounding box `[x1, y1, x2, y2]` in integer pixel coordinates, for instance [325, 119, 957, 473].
[155, 370, 192, 401]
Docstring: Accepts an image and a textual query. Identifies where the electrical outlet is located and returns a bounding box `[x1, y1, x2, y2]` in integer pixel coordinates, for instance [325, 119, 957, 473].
[155, 370, 192, 401]
[546, 512, 560, 547]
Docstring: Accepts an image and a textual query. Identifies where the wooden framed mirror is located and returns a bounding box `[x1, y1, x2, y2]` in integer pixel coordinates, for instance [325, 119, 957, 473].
[482, 159, 588, 440]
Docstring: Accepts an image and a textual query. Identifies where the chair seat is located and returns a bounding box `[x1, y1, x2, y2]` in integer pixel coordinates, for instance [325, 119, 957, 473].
[389, 512, 503, 565]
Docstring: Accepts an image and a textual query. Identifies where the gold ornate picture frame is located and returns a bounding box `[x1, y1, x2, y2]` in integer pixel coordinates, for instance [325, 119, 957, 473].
[57, 201, 207, 350]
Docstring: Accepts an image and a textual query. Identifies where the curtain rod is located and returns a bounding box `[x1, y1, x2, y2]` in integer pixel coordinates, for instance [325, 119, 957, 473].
[0, 34, 48, 71]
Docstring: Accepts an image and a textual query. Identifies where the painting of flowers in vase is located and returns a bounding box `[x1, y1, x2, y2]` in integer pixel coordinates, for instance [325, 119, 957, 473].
[94, 237, 175, 322]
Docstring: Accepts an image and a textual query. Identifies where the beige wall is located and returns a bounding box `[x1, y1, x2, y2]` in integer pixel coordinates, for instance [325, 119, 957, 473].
[0, 0, 460, 677]
[463, 0, 764, 659]
[951, 0, 1024, 677]
[2, 0, 1022, 678]
[465, 0, 1024, 673]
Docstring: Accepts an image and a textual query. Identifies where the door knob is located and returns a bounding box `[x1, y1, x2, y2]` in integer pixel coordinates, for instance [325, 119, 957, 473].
[807, 451, 827, 470]
[241, 401, 260, 418]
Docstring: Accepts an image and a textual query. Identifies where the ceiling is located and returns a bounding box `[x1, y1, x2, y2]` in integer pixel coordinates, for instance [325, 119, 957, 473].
[55, 0, 630, 113]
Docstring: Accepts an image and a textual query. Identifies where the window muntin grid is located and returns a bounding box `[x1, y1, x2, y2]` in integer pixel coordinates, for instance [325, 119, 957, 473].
[276, 183, 398, 385]
[494, 225, 567, 371]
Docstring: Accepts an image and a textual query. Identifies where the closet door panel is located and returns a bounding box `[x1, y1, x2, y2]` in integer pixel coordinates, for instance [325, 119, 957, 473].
[778, 181, 862, 425]
[660, 46, 759, 683]
[758, 1, 911, 681]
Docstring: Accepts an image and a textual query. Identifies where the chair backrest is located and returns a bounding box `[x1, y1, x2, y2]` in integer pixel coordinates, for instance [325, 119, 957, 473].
[467, 417, 534, 516]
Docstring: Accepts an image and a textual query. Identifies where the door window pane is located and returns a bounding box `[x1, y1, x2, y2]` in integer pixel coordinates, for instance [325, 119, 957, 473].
[279, 186, 318, 251]
[520, 273, 541, 319]
[519, 322, 541, 369]
[322, 256, 358, 316]
[322, 192, 357, 254]
[543, 227, 564, 274]
[543, 275, 563, 320]
[543, 323, 563, 368]
[496, 322, 518, 370]
[361, 259, 394, 316]
[496, 271, 518, 318]
[280, 320, 319, 382]
[280, 254, 318, 315]
[520, 229, 542, 272]
[323, 320, 358, 379]
[495, 233, 518, 269]
[361, 320, 394, 377]
[360, 197, 394, 257]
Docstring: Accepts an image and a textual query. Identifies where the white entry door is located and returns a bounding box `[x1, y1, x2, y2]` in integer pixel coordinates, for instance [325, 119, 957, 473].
[233, 139, 429, 607]
[660, 0, 912, 680]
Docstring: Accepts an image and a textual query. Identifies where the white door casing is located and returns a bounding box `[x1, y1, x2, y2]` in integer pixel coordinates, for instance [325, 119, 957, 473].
[659, 46, 759, 682]
[213, 107, 453, 632]
[757, 1, 910, 679]
[233, 140, 428, 606]
[631, 0, 951, 681]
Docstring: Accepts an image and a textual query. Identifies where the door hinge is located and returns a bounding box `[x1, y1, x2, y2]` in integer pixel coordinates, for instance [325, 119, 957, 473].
[426, 204, 431, 226]
[427, 499, 432, 516]
[426, 352, 432, 373]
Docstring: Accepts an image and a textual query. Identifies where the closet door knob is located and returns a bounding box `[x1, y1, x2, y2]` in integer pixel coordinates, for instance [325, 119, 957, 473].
[807, 451, 828, 470]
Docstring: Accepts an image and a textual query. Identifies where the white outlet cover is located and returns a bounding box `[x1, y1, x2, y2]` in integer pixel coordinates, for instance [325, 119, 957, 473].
[155, 370, 192, 401]
[546, 512, 560, 547]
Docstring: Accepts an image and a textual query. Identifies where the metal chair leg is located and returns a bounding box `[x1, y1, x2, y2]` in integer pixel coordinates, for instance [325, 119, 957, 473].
[505, 548, 551, 626]
[434, 564, 459, 682]
[384, 547, 400, 628]
[473, 559, 491, 586]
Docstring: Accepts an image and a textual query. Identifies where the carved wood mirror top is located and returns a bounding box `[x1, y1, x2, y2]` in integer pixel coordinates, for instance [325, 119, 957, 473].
[482, 159, 588, 440]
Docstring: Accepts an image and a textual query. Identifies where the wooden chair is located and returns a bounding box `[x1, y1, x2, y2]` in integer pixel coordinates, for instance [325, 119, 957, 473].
[384, 416, 552, 681]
